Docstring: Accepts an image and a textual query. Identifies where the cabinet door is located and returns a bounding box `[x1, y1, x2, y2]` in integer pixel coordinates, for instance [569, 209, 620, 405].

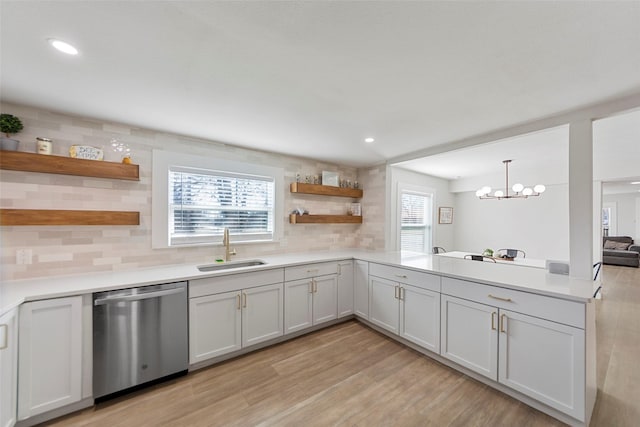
[284, 279, 313, 334]
[189, 291, 242, 364]
[242, 283, 284, 348]
[498, 309, 585, 420]
[354, 260, 369, 318]
[400, 284, 440, 353]
[313, 274, 338, 324]
[0, 309, 18, 427]
[18, 296, 83, 420]
[440, 294, 497, 381]
[369, 276, 400, 334]
[337, 261, 354, 318]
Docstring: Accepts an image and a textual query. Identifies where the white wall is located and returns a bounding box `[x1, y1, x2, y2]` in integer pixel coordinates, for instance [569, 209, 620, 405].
[603, 193, 640, 242]
[453, 184, 570, 261]
[387, 166, 455, 253]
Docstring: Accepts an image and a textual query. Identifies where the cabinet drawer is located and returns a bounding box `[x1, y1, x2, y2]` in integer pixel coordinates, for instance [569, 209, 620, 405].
[189, 268, 284, 298]
[441, 277, 584, 329]
[285, 262, 338, 282]
[369, 263, 440, 293]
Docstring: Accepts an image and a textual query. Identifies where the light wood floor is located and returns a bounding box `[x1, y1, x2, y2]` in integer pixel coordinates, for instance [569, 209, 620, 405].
[46, 265, 640, 427]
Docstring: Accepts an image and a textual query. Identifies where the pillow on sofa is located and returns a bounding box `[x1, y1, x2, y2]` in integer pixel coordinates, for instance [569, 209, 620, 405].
[604, 240, 631, 250]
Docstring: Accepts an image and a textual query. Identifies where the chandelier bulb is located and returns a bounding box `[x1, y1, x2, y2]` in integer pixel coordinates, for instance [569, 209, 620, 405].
[512, 183, 524, 193]
[494, 190, 504, 198]
[522, 188, 533, 196]
[534, 184, 546, 194]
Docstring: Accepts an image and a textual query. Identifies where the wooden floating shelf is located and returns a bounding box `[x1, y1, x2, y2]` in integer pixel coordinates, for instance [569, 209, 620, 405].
[0, 150, 140, 181]
[0, 209, 140, 226]
[289, 214, 363, 224]
[290, 182, 362, 198]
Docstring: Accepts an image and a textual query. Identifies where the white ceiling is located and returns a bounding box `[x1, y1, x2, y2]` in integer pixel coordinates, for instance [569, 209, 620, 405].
[1, 1, 639, 168]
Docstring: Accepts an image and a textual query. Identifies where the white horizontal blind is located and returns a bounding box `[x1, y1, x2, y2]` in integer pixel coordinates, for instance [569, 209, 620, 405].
[400, 191, 431, 253]
[169, 168, 274, 245]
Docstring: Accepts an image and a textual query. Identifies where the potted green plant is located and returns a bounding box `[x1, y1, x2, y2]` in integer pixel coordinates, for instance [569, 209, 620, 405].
[0, 113, 24, 151]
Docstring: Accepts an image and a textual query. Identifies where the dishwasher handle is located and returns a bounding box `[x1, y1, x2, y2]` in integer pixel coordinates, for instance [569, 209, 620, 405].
[94, 287, 185, 306]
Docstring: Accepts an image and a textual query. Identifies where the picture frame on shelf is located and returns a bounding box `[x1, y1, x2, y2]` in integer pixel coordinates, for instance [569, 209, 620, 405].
[438, 207, 453, 224]
[322, 171, 339, 187]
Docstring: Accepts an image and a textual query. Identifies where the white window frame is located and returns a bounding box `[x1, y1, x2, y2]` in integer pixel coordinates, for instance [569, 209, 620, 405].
[396, 183, 434, 254]
[152, 150, 284, 249]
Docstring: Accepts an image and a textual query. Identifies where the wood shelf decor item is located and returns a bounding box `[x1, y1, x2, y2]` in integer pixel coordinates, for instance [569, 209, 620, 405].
[290, 182, 362, 198]
[0, 209, 140, 226]
[0, 150, 140, 181]
[289, 214, 363, 224]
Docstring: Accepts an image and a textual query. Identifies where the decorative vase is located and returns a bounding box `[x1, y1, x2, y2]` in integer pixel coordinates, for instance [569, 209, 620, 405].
[0, 137, 19, 151]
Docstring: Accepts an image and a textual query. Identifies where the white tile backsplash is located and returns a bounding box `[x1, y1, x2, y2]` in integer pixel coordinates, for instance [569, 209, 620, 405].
[1, 102, 385, 281]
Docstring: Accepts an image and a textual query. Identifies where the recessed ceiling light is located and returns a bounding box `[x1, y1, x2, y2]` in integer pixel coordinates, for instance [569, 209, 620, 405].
[48, 38, 79, 55]
[364, 137, 375, 143]
[631, 181, 640, 185]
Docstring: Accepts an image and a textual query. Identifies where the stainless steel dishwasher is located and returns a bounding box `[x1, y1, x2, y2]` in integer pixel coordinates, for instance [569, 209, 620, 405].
[93, 281, 188, 400]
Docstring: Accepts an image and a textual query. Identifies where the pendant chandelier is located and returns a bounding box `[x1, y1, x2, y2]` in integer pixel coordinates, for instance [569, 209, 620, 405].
[476, 160, 545, 200]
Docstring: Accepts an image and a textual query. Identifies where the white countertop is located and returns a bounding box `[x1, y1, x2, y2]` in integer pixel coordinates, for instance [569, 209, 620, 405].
[0, 250, 598, 316]
[435, 251, 547, 269]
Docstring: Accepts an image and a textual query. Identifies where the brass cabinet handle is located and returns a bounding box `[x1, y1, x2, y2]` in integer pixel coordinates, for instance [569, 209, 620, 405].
[0, 324, 7, 350]
[307, 268, 319, 274]
[395, 274, 408, 279]
[309, 281, 314, 294]
[394, 285, 399, 299]
[242, 292, 247, 308]
[500, 314, 507, 333]
[491, 312, 497, 330]
[488, 294, 513, 302]
[236, 294, 241, 310]
[399, 287, 405, 301]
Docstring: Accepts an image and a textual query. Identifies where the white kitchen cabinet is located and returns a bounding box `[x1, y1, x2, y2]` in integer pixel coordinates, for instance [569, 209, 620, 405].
[18, 296, 83, 420]
[400, 284, 440, 353]
[189, 281, 284, 364]
[189, 291, 242, 364]
[369, 276, 400, 334]
[284, 278, 313, 333]
[498, 309, 585, 419]
[284, 274, 338, 333]
[368, 263, 441, 352]
[441, 288, 586, 421]
[337, 261, 354, 318]
[0, 308, 18, 427]
[242, 283, 284, 347]
[369, 276, 440, 352]
[440, 294, 498, 380]
[354, 260, 369, 318]
[312, 274, 338, 324]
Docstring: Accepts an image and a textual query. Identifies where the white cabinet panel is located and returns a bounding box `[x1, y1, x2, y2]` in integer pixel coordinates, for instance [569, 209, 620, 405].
[18, 296, 83, 420]
[189, 291, 242, 364]
[242, 283, 283, 347]
[313, 275, 338, 324]
[499, 309, 585, 420]
[337, 261, 354, 318]
[0, 309, 18, 427]
[354, 260, 369, 319]
[369, 276, 400, 334]
[284, 279, 313, 334]
[400, 284, 440, 353]
[440, 294, 497, 381]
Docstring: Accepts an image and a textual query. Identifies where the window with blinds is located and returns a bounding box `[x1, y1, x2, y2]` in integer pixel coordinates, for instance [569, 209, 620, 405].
[400, 191, 432, 253]
[169, 168, 275, 246]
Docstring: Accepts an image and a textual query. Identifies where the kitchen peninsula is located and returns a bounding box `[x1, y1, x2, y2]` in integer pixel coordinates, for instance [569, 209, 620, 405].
[0, 250, 597, 427]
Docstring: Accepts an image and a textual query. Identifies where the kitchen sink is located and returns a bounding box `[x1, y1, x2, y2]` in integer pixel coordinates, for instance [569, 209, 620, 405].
[197, 259, 267, 272]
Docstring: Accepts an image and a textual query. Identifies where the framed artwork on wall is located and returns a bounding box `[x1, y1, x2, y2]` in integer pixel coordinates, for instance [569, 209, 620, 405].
[438, 207, 453, 224]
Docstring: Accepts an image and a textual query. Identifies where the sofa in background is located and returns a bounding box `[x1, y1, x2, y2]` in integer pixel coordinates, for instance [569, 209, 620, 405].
[602, 236, 640, 268]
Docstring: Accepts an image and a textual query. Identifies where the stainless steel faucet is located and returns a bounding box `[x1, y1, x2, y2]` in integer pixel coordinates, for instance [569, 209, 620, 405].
[222, 227, 236, 261]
